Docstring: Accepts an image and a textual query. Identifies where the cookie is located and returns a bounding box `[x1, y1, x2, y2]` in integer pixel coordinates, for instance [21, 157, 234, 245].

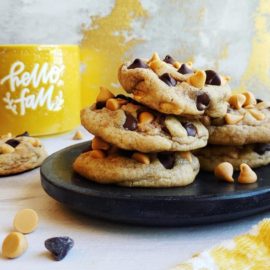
[73, 141, 199, 188]
[0, 133, 47, 175]
[118, 53, 231, 117]
[81, 89, 209, 152]
[196, 144, 270, 171]
[207, 93, 270, 145]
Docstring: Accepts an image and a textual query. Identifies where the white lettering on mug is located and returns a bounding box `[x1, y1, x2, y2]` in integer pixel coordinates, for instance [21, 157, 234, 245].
[1, 61, 65, 115]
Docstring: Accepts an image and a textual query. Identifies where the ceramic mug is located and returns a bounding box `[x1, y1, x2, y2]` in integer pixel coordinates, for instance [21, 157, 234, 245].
[0, 44, 80, 136]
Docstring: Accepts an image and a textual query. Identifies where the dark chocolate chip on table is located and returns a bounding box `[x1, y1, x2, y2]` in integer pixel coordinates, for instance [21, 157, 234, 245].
[45, 236, 74, 261]
[5, 139, 20, 148]
[256, 98, 263, 103]
[183, 122, 197, 137]
[253, 144, 270, 155]
[205, 70, 221, 86]
[159, 73, 177, 86]
[95, 101, 106, 109]
[16, 131, 29, 137]
[123, 112, 138, 131]
[127, 59, 149, 69]
[178, 64, 193, 74]
[163, 55, 175, 65]
[196, 93, 210, 111]
[157, 152, 175, 169]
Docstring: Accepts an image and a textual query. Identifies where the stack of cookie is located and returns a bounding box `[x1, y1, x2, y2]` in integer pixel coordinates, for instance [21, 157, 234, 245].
[196, 91, 270, 171]
[73, 53, 231, 187]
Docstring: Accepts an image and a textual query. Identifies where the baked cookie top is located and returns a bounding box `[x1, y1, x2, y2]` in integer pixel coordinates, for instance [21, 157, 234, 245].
[196, 144, 270, 171]
[206, 92, 270, 145]
[118, 53, 231, 117]
[0, 132, 47, 175]
[73, 138, 199, 187]
[81, 87, 209, 153]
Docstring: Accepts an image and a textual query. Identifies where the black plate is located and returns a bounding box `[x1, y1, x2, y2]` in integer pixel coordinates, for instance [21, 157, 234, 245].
[40, 142, 270, 226]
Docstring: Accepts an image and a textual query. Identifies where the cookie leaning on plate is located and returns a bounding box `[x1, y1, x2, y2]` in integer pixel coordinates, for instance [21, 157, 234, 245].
[118, 53, 231, 117]
[73, 138, 199, 188]
[0, 132, 47, 175]
[206, 92, 270, 145]
[195, 144, 270, 171]
[81, 87, 209, 153]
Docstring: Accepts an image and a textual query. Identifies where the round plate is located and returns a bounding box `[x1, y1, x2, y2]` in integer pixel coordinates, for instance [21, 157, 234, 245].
[40, 142, 270, 226]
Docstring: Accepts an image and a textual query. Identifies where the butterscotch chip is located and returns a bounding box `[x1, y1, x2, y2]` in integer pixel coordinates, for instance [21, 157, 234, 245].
[187, 70, 206, 88]
[96, 86, 114, 102]
[228, 94, 246, 109]
[131, 152, 150, 164]
[138, 112, 154, 124]
[0, 144, 15, 154]
[106, 98, 120, 111]
[2, 232, 28, 259]
[238, 163, 257, 184]
[243, 91, 256, 106]
[214, 162, 234, 183]
[247, 109, 265, 121]
[13, 209, 39, 234]
[92, 137, 110, 150]
[72, 130, 84, 140]
[224, 113, 243, 124]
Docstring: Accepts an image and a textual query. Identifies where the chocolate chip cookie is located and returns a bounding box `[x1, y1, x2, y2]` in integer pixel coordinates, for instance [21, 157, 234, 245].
[81, 89, 209, 153]
[73, 139, 199, 187]
[0, 132, 47, 175]
[196, 144, 270, 171]
[118, 53, 231, 117]
[207, 93, 270, 145]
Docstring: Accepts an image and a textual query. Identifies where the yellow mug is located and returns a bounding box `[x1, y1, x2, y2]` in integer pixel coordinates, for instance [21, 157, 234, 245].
[0, 44, 80, 136]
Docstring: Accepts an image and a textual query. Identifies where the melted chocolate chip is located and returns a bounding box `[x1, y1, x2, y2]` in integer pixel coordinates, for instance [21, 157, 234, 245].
[115, 94, 140, 105]
[163, 55, 175, 65]
[256, 98, 263, 103]
[16, 131, 29, 137]
[95, 101, 106, 109]
[178, 64, 193, 74]
[5, 139, 20, 148]
[119, 149, 134, 158]
[253, 144, 270, 155]
[127, 59, 149, 69]
[157, 152, 175, 169]
[159, 73, 177, 87]
[196, 93, 210, 111]
[183, 122, 197, 137]
[123, 112, 138, 131]
[205, 70, 221, 86]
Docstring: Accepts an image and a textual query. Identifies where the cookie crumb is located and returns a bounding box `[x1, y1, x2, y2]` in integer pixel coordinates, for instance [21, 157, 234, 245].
[72, 131, 84, 140]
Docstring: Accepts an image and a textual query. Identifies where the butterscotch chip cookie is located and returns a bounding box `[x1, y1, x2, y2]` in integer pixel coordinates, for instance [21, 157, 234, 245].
[73, 145, 199, 188]
[118, 53, 231, 117]
[207, 95, 270, 145]
[81, 92, 208, 153]
[196, 144, 270, 171]
[0, 133, 47, 175]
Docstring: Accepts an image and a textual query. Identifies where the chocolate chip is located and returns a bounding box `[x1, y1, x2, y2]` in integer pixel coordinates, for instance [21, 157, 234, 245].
[178, 64, 193, 74]
[127, 59, 149, 69]
[163, 55, 175, 65]
[95, 101, 106, 109]
[159, 73, 177, 86]
[205, 70, 221, 86]
[256, 98, 263, 103]
[123, 112, 138, 131]
[115, 94, 140, 105]
[119, 149, 134, 158]
[16, 131, 29, 137]
[45, 236, 74, 261]
[157, 152, 175, 169]
[183, 122, 197, 137]
[5, 139, 20, 148]
[196, 93, 210, 111]
[253, 144, 270, 155]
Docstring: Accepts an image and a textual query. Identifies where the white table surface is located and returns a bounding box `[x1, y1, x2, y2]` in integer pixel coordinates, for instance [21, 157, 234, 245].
[0, 126, 269, 270]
